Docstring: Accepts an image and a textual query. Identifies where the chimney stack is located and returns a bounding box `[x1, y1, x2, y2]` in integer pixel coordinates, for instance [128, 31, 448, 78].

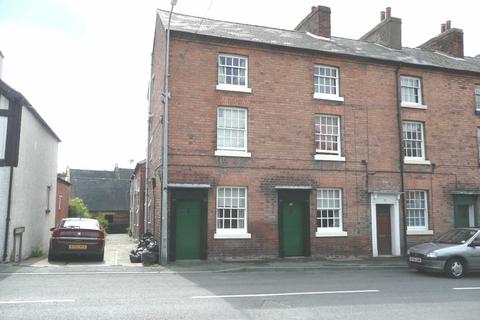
[295, 5, 331, 39]
[360, 7, 402, 50]
[418, 20, 464, 58]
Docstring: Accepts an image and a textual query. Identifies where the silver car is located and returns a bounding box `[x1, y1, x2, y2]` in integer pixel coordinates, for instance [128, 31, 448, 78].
[408, 228, 480, 278]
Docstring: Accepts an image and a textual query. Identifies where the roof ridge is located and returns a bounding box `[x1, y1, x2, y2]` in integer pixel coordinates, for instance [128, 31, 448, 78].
[156, 8, 313, 36]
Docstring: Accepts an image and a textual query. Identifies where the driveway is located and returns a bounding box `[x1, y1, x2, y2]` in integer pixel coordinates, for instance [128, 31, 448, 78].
[22, 233, 138, 267]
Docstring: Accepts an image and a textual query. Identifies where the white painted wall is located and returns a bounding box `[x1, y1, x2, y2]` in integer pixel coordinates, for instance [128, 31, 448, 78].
[0, 167, 10, 257]
[0, 106, 58, 261]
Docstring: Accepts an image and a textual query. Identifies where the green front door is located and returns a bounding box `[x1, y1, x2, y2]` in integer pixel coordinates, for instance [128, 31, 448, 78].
[281, 200, 305, 257]
[454, 195, 478, 228]
[175, 200, 202, 260]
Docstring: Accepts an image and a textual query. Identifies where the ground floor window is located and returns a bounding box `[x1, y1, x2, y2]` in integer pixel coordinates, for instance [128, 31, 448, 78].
[316, 189, 343, 231]
[215, 187, 249, 238]
[405, 190, 428, 229]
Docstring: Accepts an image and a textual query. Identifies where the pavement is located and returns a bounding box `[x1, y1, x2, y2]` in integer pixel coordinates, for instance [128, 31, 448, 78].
[0, 233, 408, 274]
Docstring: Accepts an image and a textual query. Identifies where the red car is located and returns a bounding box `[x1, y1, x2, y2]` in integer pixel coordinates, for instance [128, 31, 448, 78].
[48, 218, 105, 262]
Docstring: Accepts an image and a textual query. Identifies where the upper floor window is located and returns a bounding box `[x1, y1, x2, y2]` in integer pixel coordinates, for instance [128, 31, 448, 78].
[216, 54, 251, 93]
[475, 85, 480, 112]
[314, 65, 344, 102]
[215, 187, 251, 239]
[316, 188, 347, 237]
[477, 128, 480, 162]
[403, 121, 428, 163]
[405, 190, 428, 230]
[215, 107, 251, 158]
[0, 94, 9, 160]
[314, 115, 345, 162]
[401, 76, 425, 108]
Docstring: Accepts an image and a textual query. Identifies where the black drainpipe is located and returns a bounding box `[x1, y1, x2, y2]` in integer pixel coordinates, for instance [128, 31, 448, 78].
[395, 65, 408, 256]
[3, 166, 14, 262]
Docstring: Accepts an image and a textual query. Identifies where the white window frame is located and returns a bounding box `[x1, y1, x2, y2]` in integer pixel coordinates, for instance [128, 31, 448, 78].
[475, 85, 480, 112]
[214, 187, 251, 239]
[405, 190, 430, 233]
[216, 54, 252, 93]
[315, 188, 347, 237]
[402, 121, 430, 164]
[0, 94, 9, 161]
[477, 128, 480, 163]
[400, 76, 427, 109]
[314, 115, 345, 162]
[313, 65, 344, 102]
[215, 107, 251, 158]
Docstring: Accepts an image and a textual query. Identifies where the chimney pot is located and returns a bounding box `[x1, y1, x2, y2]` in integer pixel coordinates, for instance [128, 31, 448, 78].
[380, 11, 386, 21]
[446, 20, 451, 30]
[311, 6, 316, 12]
[441, 23, 446, 33]
[386, 7, 391, 18]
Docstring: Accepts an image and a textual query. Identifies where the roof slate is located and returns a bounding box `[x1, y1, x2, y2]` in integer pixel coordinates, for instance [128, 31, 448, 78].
[157, 10, 480, 74]
[70, 168, 133, 212]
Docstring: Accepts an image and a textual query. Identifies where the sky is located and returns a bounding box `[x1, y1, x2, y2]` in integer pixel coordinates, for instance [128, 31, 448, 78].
[0, 0, 479, 171]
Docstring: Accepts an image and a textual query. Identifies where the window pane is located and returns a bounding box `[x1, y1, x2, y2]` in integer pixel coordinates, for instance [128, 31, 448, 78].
[0, 95, 9, 110]
[315, 115, 340, 155]
[406, 191, 427, 228]
[0, 116, 7, 160]
[216, 187, 247, 231]
[316, 189, 342, 229]
[218, 55, 248, 87]
[217, 108, 247, 150]
[314, 65, 339, 96]
[402, 121, 424, 159]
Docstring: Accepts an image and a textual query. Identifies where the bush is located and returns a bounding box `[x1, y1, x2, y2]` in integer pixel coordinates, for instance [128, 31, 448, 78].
[68, 198, 91, 218]
[96, 214, 109, 232]
[31, 248, 43, 258]
[127, 227, 132, 237]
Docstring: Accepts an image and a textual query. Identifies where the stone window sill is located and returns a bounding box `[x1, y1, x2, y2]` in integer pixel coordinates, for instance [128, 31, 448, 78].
[216, 84, 252, 93]
[407, 229, 434, 236]
[401, 102, 428, 109]
[214, 233, 252, 239]
[404, 158, 431, 165]
[315, 230, 348, 237]
[314, 154, 346, 162]
[313, 93, 345, 102]
[215, 150, 251, 158]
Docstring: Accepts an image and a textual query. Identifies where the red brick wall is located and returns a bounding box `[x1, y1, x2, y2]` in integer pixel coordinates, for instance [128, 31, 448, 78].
[149, 29, 480, 258]
[55, 179, 70, 226]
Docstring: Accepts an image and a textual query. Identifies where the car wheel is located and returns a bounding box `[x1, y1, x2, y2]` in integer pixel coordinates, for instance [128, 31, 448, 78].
[48, 252, 57, 262]
[445, 258, 466, 278]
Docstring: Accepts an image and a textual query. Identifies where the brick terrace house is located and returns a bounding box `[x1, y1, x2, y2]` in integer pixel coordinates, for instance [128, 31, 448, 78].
[129, 160, 146, 239]
[69, 166, 133, 233]
[55, 175, 71, 226]
[147, 5, 480, 261]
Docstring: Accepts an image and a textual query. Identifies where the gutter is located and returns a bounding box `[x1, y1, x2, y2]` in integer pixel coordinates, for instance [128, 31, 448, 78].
[395, 65, 408, 256]
[2, 166, 14, 262]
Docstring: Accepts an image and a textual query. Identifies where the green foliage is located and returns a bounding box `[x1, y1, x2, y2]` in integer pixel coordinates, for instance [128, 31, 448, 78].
[127, 227, 133, 237]
[31, 248, 44, 258]
[68, 197, 91, 218]
[96, 214, 109, 232]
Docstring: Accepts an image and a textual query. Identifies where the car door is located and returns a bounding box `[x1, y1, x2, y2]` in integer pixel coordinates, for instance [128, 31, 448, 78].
[468, 234, 480, 271]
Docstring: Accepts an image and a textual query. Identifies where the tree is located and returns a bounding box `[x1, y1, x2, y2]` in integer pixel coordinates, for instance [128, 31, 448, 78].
[68, 197, 91, 218]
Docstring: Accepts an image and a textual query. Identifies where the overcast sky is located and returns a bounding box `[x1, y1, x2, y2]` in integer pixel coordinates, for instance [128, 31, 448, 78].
[0, 0, 479, 171]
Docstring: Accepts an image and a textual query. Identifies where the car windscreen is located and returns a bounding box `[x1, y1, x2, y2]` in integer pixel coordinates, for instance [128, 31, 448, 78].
[435, 229, 477, 244]
[61, 219, 99, 230]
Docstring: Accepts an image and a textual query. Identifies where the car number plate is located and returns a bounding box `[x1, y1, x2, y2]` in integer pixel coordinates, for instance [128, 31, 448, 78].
[409, 256, 422, 263]
[68, 244, 87, 250]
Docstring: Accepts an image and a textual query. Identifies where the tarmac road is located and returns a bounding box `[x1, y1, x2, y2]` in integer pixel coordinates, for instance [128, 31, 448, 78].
[1, 266, 479, 319]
